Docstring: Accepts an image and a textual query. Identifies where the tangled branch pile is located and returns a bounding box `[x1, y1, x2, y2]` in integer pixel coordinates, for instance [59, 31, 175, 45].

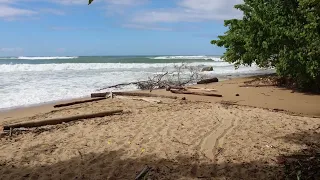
[136, 63, 203, 91]
[98, 63, 206, 92]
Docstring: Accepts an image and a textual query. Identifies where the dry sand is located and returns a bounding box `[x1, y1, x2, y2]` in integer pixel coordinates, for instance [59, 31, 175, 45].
[0, 77, 319, 180]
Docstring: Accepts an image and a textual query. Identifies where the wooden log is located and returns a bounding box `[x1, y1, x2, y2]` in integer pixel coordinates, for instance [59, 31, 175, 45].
[116, 96, 162, 103]
[170, 89, 222, 97]
[186, 87, 217, 91]
[197, 77, 219, 84]
[114, 92, 178, 99]
[91, 92, 178, 99]
[168, 86, 186, 90]
[54, 97, 106, 108]
[185, 88, 217, 92]
[91, 92, 108, 98]
[3, 110, 123, 131]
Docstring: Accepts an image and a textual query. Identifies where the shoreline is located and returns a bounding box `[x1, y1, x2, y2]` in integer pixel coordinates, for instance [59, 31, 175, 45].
[0, 74, 319, 179]
[0, 72, 273, 112]
[1, 74, 319, 125]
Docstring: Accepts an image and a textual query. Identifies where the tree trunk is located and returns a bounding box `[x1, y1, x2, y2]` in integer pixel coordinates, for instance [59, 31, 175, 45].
[54, 97, 106, 108]
[3, 110, 123, 130]
[91, 92, 178, 99]
[170, 89, 222, 97]
[197, 78, 219, 84]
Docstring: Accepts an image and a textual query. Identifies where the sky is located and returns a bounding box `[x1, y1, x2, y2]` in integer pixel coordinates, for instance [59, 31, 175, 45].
[0, 0, 242, 56]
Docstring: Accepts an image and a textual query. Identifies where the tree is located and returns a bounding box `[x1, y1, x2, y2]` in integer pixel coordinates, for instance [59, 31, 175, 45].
[88, 0, 94, 5]
[212, 0, 320, 92]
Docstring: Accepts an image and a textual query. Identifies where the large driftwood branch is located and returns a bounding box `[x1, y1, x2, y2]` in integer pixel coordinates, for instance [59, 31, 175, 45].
[97, 81, 147, 91]
[197, 78, 219, 84]
[91, 92, 108, 98]
[116, 96, 162, 103]
[167, 86, 217, 92]
[3, 110, 123, 131]
[186, 87, 217, 91]
[53, 97, 106, 108]
[91, 92, 178, 99]
[170, 89, 222, 97]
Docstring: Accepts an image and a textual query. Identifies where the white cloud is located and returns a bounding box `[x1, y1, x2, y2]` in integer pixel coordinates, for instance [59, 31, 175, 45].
[49, 0, 147, 5]
[122, 23, 172, 31]
[0, 47, 23, 52]
[40, 8, 65, 15]
[106, 0, 147, 6]
[56, 48, 66, 52]
[50, 26, 105, 31]
[49, 0, 86, 5]
[179, 0, 242, 12]
[131, 0, 243, 24]
[0, 5, 36, 19]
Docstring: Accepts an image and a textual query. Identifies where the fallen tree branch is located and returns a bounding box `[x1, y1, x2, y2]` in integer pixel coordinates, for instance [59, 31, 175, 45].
[116, 96, 162, 103]
[197, 78, 219, 84]
[170, 89, 222, 97]
[91, 92, 108, 98]
[53, 97, 106, 108]
[97, 81, 146, 91]
[186, 87, 217, 91]
[3, 110, 123, 131]
[115, 92, 178, 99]
[91, 92, 178, 99]
[185, 88, 217, 92]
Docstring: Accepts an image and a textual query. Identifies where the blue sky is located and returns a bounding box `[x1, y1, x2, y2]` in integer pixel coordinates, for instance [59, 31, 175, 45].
[0, 0, 242, 56]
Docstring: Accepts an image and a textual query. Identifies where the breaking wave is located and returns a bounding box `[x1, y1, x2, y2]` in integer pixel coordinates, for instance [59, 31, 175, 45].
[150, 56, 223, 61]
[17, 56, 78, 60]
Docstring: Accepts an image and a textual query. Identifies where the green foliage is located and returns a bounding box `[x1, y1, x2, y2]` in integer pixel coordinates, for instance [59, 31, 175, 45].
[88, 0, 94, 5]
[212, 0, 320, 92]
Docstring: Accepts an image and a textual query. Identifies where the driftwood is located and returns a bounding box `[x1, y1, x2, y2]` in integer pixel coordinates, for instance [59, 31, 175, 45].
[186, 87, 217, 91]
[166, 86, 186, 91]
[135, 166, 151, 180]
[170, 89, 222, 97]
[166, 86, 217, 92]
[91, 92, 108, 98]
[197, 77, 219, 84]
[186, 88, 217, 92]
[115, 92, 178, 99]
[3, 110, 123, 131]
[116, 96, 162, 103]
[97, 81, 145, 91]
[91, 92, 178, 99]
[53, 97, 106, 108]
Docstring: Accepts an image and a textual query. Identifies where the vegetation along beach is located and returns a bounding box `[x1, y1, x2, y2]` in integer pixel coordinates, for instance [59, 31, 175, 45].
[0, 0, 319, 179]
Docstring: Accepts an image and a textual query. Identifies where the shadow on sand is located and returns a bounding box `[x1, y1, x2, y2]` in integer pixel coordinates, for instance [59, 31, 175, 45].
[0, 127, 319, 180]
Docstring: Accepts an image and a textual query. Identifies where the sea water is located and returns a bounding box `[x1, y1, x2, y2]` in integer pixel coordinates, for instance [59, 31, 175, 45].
[0, 56, 274, 110]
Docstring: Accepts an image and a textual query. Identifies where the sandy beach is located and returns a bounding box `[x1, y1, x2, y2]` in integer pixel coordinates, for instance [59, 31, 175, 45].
[0, 76, 319, 179]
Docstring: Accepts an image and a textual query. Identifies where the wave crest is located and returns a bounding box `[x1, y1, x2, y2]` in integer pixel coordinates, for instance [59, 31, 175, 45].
[17, 56, 78, 60]
[0, 62, 233, 72]
[150, 56, 222, 61]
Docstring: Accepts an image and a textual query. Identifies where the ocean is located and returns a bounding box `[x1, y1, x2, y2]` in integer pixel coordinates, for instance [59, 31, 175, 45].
[0, 56, 274, 110]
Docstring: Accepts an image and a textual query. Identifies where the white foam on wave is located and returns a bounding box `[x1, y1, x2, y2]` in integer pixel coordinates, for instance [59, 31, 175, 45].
[0, 61, 274, 110]
[151, 55, 223, 61]
[0, 62, 232, 72]
[17, 56, 78, 60]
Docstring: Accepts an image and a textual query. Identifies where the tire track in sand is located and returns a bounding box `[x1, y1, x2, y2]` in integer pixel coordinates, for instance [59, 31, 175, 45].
[199, 112, 238, 162]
